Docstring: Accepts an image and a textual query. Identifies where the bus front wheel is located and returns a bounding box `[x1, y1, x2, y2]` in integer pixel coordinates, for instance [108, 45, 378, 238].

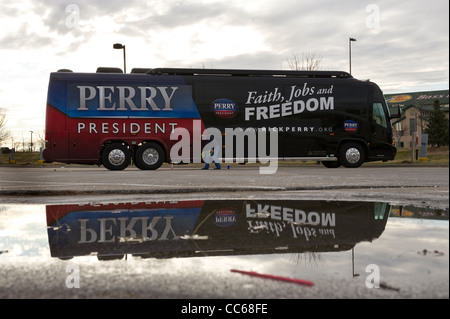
[102, 143, 131, 170]
[339, 142, 365, 168]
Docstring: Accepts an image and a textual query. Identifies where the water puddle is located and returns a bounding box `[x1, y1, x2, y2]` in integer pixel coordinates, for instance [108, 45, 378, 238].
[46, 200, 393, 259]
[0, 199, 448, 298]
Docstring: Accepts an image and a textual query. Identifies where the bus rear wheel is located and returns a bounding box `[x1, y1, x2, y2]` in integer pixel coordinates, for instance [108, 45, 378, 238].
[339, 142, 365, 168]
[102, 143, 131, 170]
[135, 142, 165, 170]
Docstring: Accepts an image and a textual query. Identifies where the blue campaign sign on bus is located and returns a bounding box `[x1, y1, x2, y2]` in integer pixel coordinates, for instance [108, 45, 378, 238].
[47, 73, 201, 119]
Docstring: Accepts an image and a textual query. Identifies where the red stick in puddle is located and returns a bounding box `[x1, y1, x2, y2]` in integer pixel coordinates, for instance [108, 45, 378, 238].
[231, 269, 314, 287]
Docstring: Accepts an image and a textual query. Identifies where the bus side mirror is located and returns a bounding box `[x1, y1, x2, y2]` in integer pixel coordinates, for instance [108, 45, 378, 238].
[390, 105, 402, 119]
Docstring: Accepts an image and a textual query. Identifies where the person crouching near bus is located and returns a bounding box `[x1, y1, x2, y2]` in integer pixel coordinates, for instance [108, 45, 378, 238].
[202, 135, 221, 170]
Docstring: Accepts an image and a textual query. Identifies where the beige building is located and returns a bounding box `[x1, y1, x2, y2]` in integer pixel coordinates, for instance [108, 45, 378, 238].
[385, 90, 449, 148]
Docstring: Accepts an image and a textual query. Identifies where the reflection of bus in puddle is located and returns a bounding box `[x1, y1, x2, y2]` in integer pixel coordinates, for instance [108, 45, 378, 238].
[46, 200, 391, 260]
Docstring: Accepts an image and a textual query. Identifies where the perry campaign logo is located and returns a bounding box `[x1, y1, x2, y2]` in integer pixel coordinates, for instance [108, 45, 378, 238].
[344, 120, 359, 133]
[213, 207, 237, 227]
[211, 99, 238, 119]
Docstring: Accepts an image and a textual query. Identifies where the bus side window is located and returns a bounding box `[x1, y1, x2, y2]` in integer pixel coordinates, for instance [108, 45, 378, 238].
[373, 102, 387, 128]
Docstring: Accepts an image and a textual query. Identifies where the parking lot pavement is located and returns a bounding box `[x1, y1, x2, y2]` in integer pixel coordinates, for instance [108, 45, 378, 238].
[0, 165, 448, 208]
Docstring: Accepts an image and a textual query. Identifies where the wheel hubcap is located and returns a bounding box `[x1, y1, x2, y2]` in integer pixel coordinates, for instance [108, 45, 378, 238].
[142, 148, 159, 165]
[108, 149, 126, 166]
[345, 148, 361, 164]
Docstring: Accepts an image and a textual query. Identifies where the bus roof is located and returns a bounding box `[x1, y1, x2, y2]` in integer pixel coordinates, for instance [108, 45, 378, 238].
[138, 68, 353, 78]
[55, 67, 353, 79]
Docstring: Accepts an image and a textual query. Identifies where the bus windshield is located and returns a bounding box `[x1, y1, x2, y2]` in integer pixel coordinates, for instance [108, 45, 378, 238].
[373, 102, 388, 128]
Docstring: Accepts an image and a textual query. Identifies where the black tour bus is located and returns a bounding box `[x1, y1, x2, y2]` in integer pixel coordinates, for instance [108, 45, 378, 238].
[44, 67, 397, 169]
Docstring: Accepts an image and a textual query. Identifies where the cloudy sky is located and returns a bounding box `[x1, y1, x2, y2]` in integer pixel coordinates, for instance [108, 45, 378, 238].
[0, 0, 448, 146]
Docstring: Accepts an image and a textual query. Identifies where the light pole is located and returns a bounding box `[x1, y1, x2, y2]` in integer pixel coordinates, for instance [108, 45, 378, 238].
[30, 131, 33, 152]
[349, 37, 357, 74]
[113, 43, 126, 73]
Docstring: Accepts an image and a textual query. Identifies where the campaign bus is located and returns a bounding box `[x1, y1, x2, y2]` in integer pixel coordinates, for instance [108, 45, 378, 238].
[43, 67, 397, 170]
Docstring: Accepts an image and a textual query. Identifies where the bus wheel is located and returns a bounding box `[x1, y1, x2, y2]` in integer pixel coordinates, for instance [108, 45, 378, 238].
[102, 143, 131, 170]
[339, 143, 365, 168]
[135, 142, 165, 170]
[322, 161, 341, 168]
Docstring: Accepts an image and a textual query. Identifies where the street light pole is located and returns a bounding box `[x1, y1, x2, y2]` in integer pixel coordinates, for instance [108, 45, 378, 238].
[349, 37, 357, 74]
[113, 43, 126, 73]
[30, 131, 33, 152]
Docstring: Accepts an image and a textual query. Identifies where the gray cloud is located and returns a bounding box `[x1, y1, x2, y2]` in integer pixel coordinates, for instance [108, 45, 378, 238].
[0, 0, 448, 92]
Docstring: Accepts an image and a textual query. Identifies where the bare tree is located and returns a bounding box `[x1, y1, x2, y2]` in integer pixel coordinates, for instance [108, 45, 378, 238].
[286, 52, 322, 71]
[22, 132, 26, 152]
[13, 141, 21, 151]
[36, 129, 45, 150]
[0, 108, 11, 146]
